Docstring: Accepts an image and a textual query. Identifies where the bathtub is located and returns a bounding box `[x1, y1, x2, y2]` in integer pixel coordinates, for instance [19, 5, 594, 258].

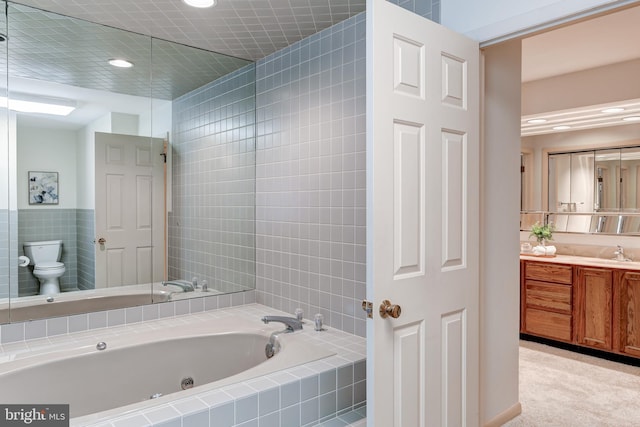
[1, 282, 210, 322]
[0, 311, 335, 425]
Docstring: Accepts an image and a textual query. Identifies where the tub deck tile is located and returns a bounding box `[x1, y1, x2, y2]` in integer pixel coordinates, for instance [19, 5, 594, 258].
[1, 303, 366, 427]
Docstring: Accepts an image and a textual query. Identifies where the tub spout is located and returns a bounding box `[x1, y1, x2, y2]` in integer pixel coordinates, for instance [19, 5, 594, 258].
[261, 316, 303, 332]
[162, 280, 195, 292]
[262, 316, 303, 358]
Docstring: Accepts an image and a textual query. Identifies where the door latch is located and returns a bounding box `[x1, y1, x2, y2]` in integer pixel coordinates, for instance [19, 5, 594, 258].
[361, 300, 373, 318]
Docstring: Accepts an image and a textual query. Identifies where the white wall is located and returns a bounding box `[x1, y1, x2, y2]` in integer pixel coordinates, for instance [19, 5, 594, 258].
[522, 59, 640, 115]
[17, 124, 78, 209]
[141, 100, 172, 139]
[442, 0, 638, 43]
[76, 113, 110, 210]
[481, 39, 522, 426]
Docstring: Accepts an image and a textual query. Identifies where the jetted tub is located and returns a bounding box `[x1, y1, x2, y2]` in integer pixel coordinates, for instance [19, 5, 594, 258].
[0, 313, 334, 425]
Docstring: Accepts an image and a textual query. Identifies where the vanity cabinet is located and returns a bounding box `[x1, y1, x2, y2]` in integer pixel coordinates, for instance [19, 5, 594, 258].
[520, 258, 640, 359]
[574, 267, 613, 351]
[616, 270, 640, 357]
[521, 261, 573, 342]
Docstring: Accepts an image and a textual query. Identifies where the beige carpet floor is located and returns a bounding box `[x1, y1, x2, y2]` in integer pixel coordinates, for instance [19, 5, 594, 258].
[504, 341, 640, 426]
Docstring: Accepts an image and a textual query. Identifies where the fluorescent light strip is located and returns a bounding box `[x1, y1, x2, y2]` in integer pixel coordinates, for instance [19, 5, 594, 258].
[602, 107, 625, 113]
[0, 96, 75, 116]
[623, 116, 640, 122]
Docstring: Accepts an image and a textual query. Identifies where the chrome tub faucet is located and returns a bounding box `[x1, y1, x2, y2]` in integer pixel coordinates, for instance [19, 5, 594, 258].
[261, 316, 303, 358]
[261, 315, 303, 331]
[162, 280, 195, 292]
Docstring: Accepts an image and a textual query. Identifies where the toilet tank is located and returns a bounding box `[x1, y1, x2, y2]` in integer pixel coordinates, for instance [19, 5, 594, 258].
[23, 240, 63, 265]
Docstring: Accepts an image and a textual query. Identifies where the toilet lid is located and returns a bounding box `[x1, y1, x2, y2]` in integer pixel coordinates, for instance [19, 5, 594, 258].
[35, 262, 64, 270]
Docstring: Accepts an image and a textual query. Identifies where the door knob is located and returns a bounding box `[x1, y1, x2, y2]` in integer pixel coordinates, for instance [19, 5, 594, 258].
[97, 237, 106, 245]
[379, 299, 401, 319]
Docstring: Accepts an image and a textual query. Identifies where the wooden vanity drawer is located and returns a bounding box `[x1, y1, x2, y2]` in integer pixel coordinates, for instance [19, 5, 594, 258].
[524, 308, 572, 342]
[525, 262, 572, 284]
[525, 280, 572, 313]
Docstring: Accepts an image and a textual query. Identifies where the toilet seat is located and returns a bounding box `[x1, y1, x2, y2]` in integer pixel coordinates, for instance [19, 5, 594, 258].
[35, 262, 64, 271]
[34, 261, 64, 270]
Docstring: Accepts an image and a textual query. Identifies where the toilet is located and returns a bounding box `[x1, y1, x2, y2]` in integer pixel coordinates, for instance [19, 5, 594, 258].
[23, 240, 66, 295]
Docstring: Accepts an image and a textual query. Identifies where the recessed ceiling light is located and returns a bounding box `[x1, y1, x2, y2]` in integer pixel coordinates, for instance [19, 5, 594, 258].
[108, 58, 134, 68]
[622, 116, 640, 122]
[602, 107, 625, 113]
[183, 0, 216, 7]
[527, 119, 547, 124]
[552, 126, 571, 131]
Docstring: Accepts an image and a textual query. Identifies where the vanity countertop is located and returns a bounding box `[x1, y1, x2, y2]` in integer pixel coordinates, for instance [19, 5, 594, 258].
[520, 253, 640, 271]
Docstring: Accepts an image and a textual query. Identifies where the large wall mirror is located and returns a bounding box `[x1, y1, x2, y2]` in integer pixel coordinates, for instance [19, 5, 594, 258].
[549, 147, 640, 213]
[0, 2, 256, 323]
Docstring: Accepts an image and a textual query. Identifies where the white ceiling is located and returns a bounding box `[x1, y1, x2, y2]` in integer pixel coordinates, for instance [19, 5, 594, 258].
[522, 5, 640, 82]
[521, 5, 640, 136]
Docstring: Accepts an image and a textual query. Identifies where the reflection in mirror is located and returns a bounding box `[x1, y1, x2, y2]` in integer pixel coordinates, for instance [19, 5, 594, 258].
[594, 149, 621, 211]
[522, 212, 640, 235]
[548, 151, 595, 213]
[548, 147, 640, 214]
[548, 153, 571, 211]
[620, 147, 640, 210]
[1, 3, 254, 323]
[0, 4, 7, 324]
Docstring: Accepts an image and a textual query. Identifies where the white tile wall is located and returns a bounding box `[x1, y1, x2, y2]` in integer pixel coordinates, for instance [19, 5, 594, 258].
[255, 12, 367, 338]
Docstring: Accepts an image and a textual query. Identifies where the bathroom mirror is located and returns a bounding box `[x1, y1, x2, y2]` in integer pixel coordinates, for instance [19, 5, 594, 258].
[0, 2, 255, 323]
[547, 146, 640, 215]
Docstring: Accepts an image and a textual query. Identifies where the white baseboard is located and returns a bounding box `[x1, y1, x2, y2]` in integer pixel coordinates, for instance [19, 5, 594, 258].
[483, 402, 522, 427]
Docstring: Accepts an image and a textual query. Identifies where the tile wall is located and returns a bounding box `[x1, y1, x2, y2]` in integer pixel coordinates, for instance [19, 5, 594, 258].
[387, 0, 440, 20]
[255, 13, 367, 337]
[169, 65, 256, 295]
[0, 210, 9, 299]
[0, 290, 256, 344]
[17, 209, 79, 295]
[76, 209, 95, 290]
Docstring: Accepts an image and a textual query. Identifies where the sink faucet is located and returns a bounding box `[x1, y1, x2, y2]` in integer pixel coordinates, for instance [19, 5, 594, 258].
[261, 316, 303, 358]
[162, 280, 195, 292]
[614, 245, 628, 261]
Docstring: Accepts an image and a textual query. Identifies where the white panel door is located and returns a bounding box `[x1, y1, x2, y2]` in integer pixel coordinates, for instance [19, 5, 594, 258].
[366, 0, 480, 425]
[95, 133, 164, 288]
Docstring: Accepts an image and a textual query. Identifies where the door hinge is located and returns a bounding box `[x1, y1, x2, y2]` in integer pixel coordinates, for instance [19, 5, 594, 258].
[361, 300, 373, 318]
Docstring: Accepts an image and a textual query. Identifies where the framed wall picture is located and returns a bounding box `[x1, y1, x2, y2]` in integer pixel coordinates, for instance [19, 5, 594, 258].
[28, 171, 59, 205]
